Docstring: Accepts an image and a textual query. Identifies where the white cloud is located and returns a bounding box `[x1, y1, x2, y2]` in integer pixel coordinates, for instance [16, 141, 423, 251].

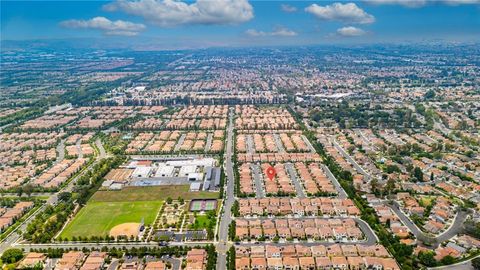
[60, 16, 145, 36]
[365, 0, 479, 7]
[305, 2, 375, 24]
[245, 27, 297, 37]
[337, 26, 366, 37]
[442, 0, 480, 5]
[281, 4, 297, 12]
[104, 0, 254, 27]
[364, 0, 427, 8]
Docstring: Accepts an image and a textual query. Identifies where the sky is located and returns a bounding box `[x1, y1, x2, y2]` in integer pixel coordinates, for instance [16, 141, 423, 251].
[1, 0, 480, 48]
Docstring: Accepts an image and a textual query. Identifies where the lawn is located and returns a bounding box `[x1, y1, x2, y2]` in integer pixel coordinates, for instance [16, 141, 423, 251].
[419, 196, 436, 207]
[91, 185, 219, 202]
[192, 215, 213, 230]
[60, 201, 162, 239]
[189, 211, 217, 231]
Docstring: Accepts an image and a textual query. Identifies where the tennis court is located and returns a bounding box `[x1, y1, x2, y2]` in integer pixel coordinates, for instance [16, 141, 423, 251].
[189, 199, 217, 212]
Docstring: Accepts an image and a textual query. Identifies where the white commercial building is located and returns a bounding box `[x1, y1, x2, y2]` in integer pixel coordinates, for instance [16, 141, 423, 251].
[154, 164, 175, 177]
[133, 166, 152, 178]
[166, 158, 215, 168]
[179, 165, 197, 177]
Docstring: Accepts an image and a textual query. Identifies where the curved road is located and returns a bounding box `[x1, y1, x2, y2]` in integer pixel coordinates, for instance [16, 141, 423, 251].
[389, 201, 468, 247]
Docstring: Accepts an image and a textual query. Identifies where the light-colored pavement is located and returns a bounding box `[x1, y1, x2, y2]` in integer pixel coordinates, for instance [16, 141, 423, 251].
[163, 257, 181, 270]
[332, 139, 370, 179]
[246, 135, 255, 154]
[95, 138, 107, 158]
[216, 109, 235, 270]
[321, 164, 348, 199]
[56, 139, 65, 164]
[174, 134, 186, 152]
[301, 134, 316, 153]
[428, 254, 479, 270]
[251, 164, 265, 198]
[389, 201, 468, 247]
[285, 163, 306, 198]
[273, 133, 285, 153]
[107, 259, 119, 270]
[76, 139, 83, 159]
[15, 241, 211, 251]
[205, 133, 213, 152]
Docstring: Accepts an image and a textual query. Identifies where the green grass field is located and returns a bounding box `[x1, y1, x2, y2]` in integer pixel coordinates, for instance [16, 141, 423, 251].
[60, 201, 162, 239]
[91, 185, 219, 202]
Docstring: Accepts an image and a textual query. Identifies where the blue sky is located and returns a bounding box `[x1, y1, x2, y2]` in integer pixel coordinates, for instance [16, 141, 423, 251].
[1, 0, 479, 48]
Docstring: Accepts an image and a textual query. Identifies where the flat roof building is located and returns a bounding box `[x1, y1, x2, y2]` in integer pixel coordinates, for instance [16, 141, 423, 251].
[133, 166, 152, 178]
[154, 164, 175, 178]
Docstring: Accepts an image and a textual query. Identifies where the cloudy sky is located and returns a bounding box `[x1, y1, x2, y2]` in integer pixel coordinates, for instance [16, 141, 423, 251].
[1, 0, 479, 48]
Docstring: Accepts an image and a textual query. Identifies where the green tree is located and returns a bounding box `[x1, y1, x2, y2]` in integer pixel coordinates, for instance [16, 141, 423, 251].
[58, 192, 72, 202]
[370, 178, 378, 194]
[440, 255, 455, 265]
[424, 90, 436, 100]
[1, 248, 24, 263]
[385, 178, 396, 195]
[413, 167, 424, 182]
[23, 184, 34, 197]
[472, 257, 480, 270]
[418, 251, 437, 267]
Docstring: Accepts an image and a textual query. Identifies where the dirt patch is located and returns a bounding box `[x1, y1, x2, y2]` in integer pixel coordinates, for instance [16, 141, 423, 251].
[109, 223, 141, 238]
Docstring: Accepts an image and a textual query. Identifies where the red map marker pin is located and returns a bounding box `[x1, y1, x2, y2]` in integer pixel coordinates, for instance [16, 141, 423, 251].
[266, 166, 276, 181]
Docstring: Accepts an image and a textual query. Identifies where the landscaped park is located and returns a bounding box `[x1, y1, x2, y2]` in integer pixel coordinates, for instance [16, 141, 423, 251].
[58, 184, 220, 240]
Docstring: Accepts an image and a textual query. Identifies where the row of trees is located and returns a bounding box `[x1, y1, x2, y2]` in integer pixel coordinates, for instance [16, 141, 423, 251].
[24, 156, 124, 243]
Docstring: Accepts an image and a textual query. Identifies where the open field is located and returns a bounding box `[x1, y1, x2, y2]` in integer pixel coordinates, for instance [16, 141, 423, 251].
[91, 185, 219, 202]
[60, 201, 162, 239]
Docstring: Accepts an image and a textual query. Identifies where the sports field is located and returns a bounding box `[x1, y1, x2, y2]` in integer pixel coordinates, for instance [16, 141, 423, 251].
[60, 201, 162, 239]
[190, 199, 218, 211]
[91, 185, 219, 202]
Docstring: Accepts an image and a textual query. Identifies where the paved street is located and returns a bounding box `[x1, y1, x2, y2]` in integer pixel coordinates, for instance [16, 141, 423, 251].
[15, 241, 211, 251]
[251, 164, 265, 198]
[246, 134, 254, 154]
[273, 133, 286, 153]
[332, 139, 370, 179]
[428, 254, 479, 270]
[162, 257, 181, 270]
[0, 139, 108, 255]
[216, 109, 235, 270]
[301, 134, 316, 153]
[173, 134, 186, 151]
[76, 139, 83, 159]
[56, 139, 65, 163]
[285, 162, 306, 198]
[321, 164, 348, 199]
[106, 259, 119, 270]
[95, 138, 107, 158]
[205, 133, 213, 152]
[389, 201, 468, 247]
